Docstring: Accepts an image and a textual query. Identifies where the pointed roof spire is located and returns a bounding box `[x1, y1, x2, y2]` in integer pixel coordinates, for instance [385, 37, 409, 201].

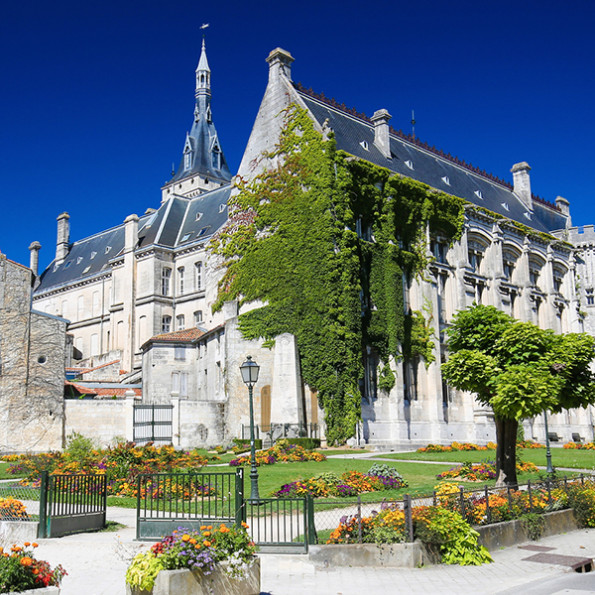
[167, 35, 231, 192]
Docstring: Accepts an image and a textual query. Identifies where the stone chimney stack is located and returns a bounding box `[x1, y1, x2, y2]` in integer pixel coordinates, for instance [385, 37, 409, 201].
[371, 109, 392, 159]
[511, 162, 532, 211]
[29, 241, 41, 276]
[55, 212, 70, 265]
[555, 196, 572, 228]
[124, 214, 139, 253]
[266, 48, 294, 83]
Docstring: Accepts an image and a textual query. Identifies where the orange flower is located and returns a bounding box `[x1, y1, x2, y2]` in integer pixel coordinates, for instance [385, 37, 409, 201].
[203, 540, 211, 547]
[24, 542, 30, 547]
[181, 534, 190, 542]
[206, 526, 212, 530]
[194, 544, 202, 549]
[20, 557, 33, 567]
[32, 543, 38, 548]
[200, 525, 207, 530]
[202, 531, 211, 537]
[241, 521, 249, 529]
[189, 538, 197, 545]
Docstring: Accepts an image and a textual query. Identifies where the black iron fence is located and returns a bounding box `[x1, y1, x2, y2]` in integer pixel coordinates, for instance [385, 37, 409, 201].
[307, 474, 595, 544]
[136, 470, 243, 540]
[38, 471, 107, 538]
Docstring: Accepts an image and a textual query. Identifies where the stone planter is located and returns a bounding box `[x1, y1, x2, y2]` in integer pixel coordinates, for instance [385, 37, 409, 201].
[126, 558, 260, 595]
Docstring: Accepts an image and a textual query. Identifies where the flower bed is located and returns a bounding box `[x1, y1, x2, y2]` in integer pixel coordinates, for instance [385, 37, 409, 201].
[0, 498, 30, 521]
[3, 442, 210, 498]
[228, 439, 325, 467]
[418, 441, 544, 453]
[0, 542, 66, 592]
[563, 441, 595, 450]
[273, 465, 407, 498]
[436, 460, 538, 481]
[126, 524, 257, 594]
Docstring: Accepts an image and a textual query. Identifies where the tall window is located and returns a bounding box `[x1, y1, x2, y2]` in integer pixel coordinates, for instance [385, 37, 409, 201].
[587, 289, 594, 306]
[90, 334, 99, 356]
[175, 346, 186, 361]
[162, 315, 172, 333]
[176, 314, 185, 330]
[468, 247, 483, 273]
[161, 267, 172, 296]
[194, 310, 203, 326]
[178, 267, 185, 294]
[180, 372, 188, 397]
[195, 262, 203, 291]
[92, 291, 100, 316]
[502, 249, 517, 282]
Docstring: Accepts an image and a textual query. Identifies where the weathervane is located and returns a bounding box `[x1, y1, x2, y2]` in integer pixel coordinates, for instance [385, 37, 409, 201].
[411, 109, 416, 140]
[200, 23, 210, 38]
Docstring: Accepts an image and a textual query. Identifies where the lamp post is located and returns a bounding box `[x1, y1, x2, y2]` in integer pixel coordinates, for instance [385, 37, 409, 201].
[240, 355, 260, 503]
[543, 409, 553, 474]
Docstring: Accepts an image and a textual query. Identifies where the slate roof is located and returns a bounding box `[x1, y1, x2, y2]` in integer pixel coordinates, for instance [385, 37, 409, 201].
[294, 84, 567, 234]
[35, 185, 231, 294]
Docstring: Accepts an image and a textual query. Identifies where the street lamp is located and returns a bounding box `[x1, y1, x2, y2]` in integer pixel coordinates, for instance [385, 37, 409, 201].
[543, 409, 553, 474]
[240, 355, 260, 502]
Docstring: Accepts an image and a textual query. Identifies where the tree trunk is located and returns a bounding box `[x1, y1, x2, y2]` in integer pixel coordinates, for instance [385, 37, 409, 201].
[495, 416, 518, 487]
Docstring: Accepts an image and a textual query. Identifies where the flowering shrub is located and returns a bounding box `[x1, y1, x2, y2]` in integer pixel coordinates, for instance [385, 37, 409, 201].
[273, 467, 407, 498]
[436, 460, 538, 481]
[0, 498, 29, 520]
[0, 542, 67, 592]
[126, 523, 256, 591]
[417, 441, 543, 453]
[563, 442, 595, 450]
[567, 480, 595, 527]
[6, 441, 210, 498]
[229, 439, 326, 467]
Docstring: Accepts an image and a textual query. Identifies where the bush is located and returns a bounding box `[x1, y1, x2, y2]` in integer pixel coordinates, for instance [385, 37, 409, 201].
[232, 439, 262, 451]
[0, 543, 66, 592]
[65, 432, 96, 465]
[282, 438, 321, 449]
[567, 482, 595, 527]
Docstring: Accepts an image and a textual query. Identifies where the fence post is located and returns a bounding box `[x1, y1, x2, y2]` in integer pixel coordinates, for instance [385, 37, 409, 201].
[403, 494, 414, 543]
[357, 495, 362, 544]
[235, 468, 245, 526]
[485, 485, 491, 524]
[37, 471, 49, 539]
[135, 474, 142, 541]
[101, 475, 108, 529]
[306, 496, 317, 545]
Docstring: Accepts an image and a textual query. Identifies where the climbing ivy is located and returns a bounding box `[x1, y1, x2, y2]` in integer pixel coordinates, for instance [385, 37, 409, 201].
[210, 105, 465, 444]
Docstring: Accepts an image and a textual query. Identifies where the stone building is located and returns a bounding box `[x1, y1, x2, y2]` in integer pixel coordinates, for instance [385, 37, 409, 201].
[0, 253, 68, 451]
[28, 43, 595, 448]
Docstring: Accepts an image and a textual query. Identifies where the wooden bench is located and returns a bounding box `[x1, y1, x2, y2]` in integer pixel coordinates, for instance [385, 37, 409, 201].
[572, 432, 584, 443]
[548, 432, 561, 442]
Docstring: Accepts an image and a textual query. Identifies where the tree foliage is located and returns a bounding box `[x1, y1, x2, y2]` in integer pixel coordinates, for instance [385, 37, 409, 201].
[442, 304, 595, 484]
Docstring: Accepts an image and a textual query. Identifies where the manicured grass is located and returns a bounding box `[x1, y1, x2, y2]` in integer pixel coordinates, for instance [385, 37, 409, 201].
[379, 447, 595, 470]
[0, 462, 25, 480]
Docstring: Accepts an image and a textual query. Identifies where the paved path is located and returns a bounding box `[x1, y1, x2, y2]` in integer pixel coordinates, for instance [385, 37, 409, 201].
[16, 504, 595, 594]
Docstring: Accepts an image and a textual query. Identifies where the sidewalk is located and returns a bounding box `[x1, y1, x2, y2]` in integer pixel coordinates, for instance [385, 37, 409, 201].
[27, 505, 595, 595]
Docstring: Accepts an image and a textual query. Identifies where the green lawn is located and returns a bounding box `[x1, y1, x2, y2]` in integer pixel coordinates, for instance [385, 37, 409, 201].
[0, 462, 25, 480]
[379, 447, 595, 470]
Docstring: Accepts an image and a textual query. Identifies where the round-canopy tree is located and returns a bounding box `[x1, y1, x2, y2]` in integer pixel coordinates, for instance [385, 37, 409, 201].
[442, 304, 595, 485]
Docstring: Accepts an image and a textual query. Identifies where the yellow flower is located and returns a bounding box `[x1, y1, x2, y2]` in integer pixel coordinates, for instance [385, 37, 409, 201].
[181, 534, 190, 542]
[203, 540, 211, 547]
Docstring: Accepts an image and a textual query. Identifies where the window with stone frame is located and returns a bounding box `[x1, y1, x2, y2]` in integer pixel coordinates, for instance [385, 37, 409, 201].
[431, 237, 449, 264]
[502, 248, 519, 282]
[178, 267, 185, 294]
[195, 262, 203, 291]
[529, 256, 544, 288]
[587, 288, 594, 306]
[175, 346, 186, 361]
[161, 315, 172, 333]
[553, 266, 565, 293]
[467, 239, 486, 274]
[176, 314, 185, 330]
[161, 267, 172, 296]
[194, 310, 203, 326]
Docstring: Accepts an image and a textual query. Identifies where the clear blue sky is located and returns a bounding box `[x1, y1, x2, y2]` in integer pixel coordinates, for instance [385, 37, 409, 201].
[2, 0, 595, 270]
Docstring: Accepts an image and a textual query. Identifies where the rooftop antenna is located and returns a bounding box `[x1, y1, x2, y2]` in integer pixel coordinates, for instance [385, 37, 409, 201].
[171, 162, 175, 176]
[411, 109, 416, 140]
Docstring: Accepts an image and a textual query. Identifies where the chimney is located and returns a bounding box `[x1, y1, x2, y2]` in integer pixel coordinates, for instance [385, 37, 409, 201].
[29, 241, 41, 276]
[266, 48, 294, 83]
[371, 109, 392, 159]
[511, 162, 532, 210]
[124, 214, 139, 252]
[555, 196, 571, 228]
[55, 212, 70, 265]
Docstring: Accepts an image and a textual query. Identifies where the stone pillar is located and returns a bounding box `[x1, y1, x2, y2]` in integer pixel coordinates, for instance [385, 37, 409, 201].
[270, 333, 303, 425]
[121, 214, 138, 372]
[555, 196, 571, 228]
[266, 48, 294, 83]
[171, 396, 181, 447]
[124, 391, 137, 442]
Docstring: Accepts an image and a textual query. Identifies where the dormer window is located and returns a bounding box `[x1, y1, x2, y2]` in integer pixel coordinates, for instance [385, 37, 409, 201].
[212, 146, 221, 169]
[218, 203, 226, 213]
[195, 212, 203, 221]
[184, 151, 191, 170]
[474, 190, 483, 200]
[441, 176, 450, 186]
[501, 202, 509, 212]
[359, 141, 369, 151]
[405, 160, 414, 170]
[105, 246, 111, 255]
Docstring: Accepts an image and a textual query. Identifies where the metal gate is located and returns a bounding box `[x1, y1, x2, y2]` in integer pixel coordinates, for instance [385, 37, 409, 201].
[133, 404, 173, 444]
[38, 472, 107, 538]
[135, 468, 313, 553]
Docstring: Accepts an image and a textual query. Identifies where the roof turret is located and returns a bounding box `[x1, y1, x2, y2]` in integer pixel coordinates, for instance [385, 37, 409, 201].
[168, 38, 231, 191]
